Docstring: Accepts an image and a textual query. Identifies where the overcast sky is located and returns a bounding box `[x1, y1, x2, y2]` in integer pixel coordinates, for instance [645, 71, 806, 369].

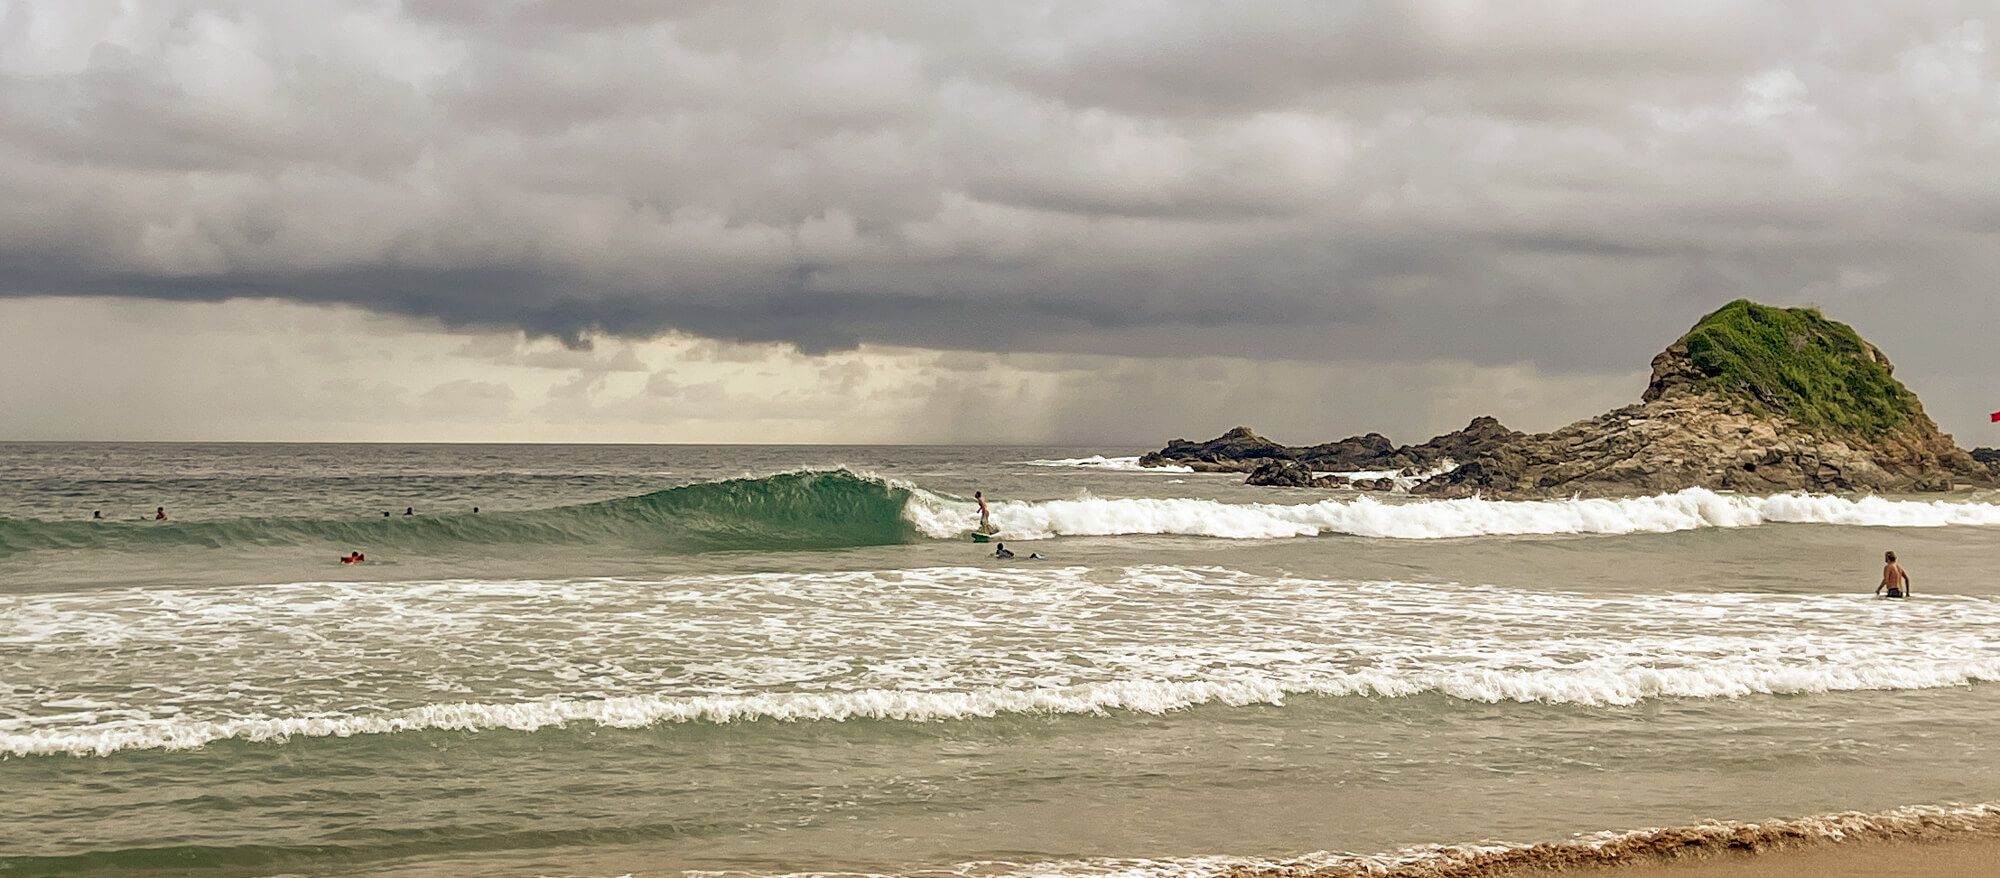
[4, 1, 1997, 445]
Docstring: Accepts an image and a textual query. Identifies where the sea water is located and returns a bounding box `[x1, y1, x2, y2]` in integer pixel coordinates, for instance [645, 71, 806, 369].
[4, 443, 2000, 876]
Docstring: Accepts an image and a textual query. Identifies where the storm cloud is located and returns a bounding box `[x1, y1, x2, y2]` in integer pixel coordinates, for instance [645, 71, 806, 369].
[4, 1, 1999, 395]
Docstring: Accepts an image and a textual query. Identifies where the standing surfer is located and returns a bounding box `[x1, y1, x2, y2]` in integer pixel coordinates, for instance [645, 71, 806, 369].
[975, 491, 993, 533]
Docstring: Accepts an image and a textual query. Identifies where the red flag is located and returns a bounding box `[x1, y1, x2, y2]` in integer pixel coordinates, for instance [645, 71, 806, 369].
[1992, 411, 2000, 422]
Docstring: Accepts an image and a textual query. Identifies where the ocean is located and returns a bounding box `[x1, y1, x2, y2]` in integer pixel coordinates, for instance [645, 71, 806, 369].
[4, 442, 2000, 877]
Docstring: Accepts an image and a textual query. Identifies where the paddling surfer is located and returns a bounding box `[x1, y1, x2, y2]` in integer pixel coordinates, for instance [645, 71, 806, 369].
[1876, 551, 1911, 598]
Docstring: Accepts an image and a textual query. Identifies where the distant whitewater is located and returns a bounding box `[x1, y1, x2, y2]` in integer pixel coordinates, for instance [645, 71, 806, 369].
[1024, 455, 1194, 473]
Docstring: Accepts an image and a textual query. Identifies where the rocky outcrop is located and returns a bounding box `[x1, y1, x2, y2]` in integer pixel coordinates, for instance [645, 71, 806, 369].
[1413, 302, 1990, 498]
[1148, 301, 1994, 498]
[1139, 426, 1293, 472]
[1973, 448, 2000, 480]
[1244, 460, 1349, 488]
[1145, 417, 1518, 477]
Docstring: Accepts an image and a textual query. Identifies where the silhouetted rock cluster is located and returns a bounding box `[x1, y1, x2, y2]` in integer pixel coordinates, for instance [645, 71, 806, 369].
[1148, 417, 1520, 486]
[1146, 302, 1996, 498]
[1973, 448, 2000, 480]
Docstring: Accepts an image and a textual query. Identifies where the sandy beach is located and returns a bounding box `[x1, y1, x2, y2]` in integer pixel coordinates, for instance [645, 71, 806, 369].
[1590, 836, 2000, 877]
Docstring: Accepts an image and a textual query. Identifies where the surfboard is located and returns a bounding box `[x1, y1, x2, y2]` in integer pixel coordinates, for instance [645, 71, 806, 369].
[971, 532, 995, 543]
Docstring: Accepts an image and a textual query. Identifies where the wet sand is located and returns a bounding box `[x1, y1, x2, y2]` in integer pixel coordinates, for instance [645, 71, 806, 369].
[1584, 836, 2000, 877]
[1219, 804, 2000, 878]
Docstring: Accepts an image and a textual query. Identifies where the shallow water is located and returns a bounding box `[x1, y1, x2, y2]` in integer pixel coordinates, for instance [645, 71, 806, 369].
[3, 443, 1997, 877]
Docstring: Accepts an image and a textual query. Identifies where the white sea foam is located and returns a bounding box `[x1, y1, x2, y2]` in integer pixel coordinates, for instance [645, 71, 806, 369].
[906, 487, 2000, 540]
[11, 655, 2000, 758]
[1021, 455, 1193, 473]
[9, 566, 2000, 756]
[1318, 459, 1460, 491]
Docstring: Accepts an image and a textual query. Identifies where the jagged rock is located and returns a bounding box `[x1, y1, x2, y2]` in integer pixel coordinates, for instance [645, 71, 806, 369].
[1410, 416, 1518, 463]
[1294, 432, 1397, 470]
[1973, 448, 2000, 480]
[1145, 417, 1520, 477]
[1140, 426, 1294, 473]
[1354, 477, 1396, 492]
[1244, 459, 1348, 488]
[1413, 301, 1992, 498]
[1151, 301, 1994, 498]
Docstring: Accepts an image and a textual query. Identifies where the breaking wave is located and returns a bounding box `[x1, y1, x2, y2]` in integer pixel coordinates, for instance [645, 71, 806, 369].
[0, 469, 918, 557]
[908, 487, 2000, 540]
[14, 653, 2000, 757]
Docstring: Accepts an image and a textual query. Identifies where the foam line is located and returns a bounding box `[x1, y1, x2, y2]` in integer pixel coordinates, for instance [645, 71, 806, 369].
[1021, 455, 1193, 473]
[906, 487, 2000, 540]
[13, 653, 2000, 757]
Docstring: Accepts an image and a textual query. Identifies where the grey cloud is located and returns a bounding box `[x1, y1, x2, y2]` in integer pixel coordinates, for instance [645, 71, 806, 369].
[419, 378, 517, 419]
[4, 0, 2000, 399]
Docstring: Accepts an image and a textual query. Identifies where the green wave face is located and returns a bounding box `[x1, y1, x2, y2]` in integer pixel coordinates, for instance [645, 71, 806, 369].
[0, 470, 918, 558]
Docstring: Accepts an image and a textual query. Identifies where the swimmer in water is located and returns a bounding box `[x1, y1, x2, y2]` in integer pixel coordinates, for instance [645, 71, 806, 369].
[341, 551, 366, 564]
[993, 542, 1014, 559]
[1876, 550, 1911, 598]
[154, 507, 167, 521]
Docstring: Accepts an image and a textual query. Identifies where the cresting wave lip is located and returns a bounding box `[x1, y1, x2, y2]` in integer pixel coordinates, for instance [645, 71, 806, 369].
[16, 653, 2000, 758]
[0, 469, 920, 557]
[907, 487, 2000, 541]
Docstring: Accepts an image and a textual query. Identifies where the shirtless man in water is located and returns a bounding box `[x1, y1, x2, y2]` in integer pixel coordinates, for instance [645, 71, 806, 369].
[1876, 550, 1911, 598]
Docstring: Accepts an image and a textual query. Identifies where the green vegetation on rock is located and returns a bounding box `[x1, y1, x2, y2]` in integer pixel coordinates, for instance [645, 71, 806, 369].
[1677, 299, 1914, 438]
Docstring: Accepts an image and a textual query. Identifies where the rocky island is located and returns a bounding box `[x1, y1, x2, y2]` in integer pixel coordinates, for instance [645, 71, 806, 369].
[1141, 301, 1996, 498]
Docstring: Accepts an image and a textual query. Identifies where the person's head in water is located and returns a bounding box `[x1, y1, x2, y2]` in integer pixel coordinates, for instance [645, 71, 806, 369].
[405, 507, 414, 516]
[155, 507, 166, 520]
[92, 510, 102, 519]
